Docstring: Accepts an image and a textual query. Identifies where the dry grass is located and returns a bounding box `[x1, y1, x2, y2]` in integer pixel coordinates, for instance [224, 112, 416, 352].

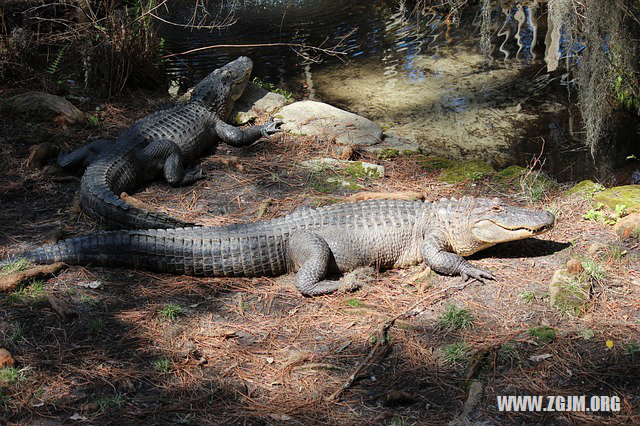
[0, 98, 639, 424]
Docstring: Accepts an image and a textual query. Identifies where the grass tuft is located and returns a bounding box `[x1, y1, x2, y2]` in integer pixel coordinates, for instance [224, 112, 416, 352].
[437, 305, 474, 331]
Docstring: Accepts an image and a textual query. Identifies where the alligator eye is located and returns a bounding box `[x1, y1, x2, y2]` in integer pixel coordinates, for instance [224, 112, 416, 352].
[491, 205, 504, 213]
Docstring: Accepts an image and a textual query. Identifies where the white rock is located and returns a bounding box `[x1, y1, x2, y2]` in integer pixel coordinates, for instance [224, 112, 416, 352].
[232, 83, 288, 124]
[278, 100, 383, 146]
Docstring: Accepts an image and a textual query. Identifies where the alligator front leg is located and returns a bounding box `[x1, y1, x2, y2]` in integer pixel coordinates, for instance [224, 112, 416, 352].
[138, 140, 205, 187]
[421, 237, 494, 282]
[58, 138, 113, 171]
[289, 232, 359, 296]
[213, 118, 282, 147]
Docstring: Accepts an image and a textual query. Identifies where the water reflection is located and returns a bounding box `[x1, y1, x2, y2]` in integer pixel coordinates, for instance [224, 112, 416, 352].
[159, 0, 633, 182]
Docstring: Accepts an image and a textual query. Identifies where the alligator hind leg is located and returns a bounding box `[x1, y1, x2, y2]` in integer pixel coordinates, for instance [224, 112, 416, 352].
[58, 139, 113, 171]
[138, 139, 205, 187]
[289, 232, 360, 296]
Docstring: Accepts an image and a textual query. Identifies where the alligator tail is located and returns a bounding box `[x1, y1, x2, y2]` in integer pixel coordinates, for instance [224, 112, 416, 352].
[80, 161, 194, 230]
[2, 231, 135, 270]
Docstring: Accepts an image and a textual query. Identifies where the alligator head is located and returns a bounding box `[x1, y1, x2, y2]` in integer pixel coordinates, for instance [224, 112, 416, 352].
[438, 197, 555, 256]
[191, 56, 253, 120]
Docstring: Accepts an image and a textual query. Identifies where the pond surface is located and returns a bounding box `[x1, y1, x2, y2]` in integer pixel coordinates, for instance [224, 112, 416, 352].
[159, 0, 637, 183]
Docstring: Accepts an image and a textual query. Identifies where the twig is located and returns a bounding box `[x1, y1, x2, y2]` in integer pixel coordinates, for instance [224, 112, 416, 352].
[328, 279, 474, 401]
[160, 36, 352, 63]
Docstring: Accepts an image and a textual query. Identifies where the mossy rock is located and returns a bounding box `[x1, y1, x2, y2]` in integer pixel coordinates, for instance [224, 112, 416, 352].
[494, 165, 528, 183]
[593, 185, 640, 212]
[417, 155, 457, 171]
[344, 161, 383, 179]
[438, 161, 495, 184]
[565, 180, 605, 199]
[548, 269, 590, 315]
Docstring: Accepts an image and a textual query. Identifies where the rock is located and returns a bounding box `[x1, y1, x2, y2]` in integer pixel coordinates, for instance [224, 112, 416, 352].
[300, 158, 384, 177]
[4, 91, 85, 123]
[593, 185, 640, 212]
[232, 83, 288, 124]
[548, 269, 590, 314]
[565, 179, 604, 199]
[278, 100, 383, 146]
[362, 134, 421, 154]
[0, 348, 15, 368]
[614, 213, 640, 241]
[587, 242, 608, 257]
[566, 258, 584, 275]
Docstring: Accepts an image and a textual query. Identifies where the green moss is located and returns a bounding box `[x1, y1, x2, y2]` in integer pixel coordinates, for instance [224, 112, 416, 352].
[593, 185, 640, 212]
[565, 180, 605, 199]
[528, 326, 557, 342]
[377, 148, 400, 160]
[438, 161, 495, 183]
[495, 165, 528, 182]
[344, 161, 382, 179]
[416, 155, 456, 171]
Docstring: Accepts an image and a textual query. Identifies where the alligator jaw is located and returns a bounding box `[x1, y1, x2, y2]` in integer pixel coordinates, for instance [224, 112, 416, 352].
[471, 211, 555, 244]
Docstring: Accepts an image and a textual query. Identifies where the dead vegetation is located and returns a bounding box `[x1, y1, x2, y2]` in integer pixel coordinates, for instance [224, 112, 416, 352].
[1, 96, 639, 424]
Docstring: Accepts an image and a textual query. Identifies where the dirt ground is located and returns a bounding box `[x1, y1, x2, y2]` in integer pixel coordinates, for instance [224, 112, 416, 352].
[0, 93, 639, 425]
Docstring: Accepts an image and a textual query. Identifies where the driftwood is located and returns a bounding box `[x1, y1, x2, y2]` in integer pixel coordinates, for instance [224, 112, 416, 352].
[0, 262, 67, 292]
[5, 91, 85, 123]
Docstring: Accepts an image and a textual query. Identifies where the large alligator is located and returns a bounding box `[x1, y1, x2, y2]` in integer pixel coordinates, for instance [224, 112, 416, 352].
[58, 56, 281, 230]
[3, 197, 555, 296]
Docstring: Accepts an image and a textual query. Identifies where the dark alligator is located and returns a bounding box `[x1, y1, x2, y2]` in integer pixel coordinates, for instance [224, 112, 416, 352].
[58, 56, 281, 230]
[3, 197, 555, 296]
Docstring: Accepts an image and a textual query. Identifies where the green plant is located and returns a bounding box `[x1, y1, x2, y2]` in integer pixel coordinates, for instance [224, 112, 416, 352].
[519, 172, 553, 203]
[80, 294, 100, 306]
[46, 46, 67, 75]
[89, 317, 106, 334]
[440, 341, 470, 364]
[579, 329, 595, 340]
[1, 258, 32, 275]
[581, 259, 606, 282]
[377, 148, 399, 160]
[624, 342, 640, 359]
[437, 305, 474, 331]
[346, 298, 363, 308]
[159, 303, 184, 321]
[97, 393, 126, 412]
[153, 357, 171, 372]
[8, 323, 25, 344]
[498, 342, 520, 363]
[583, 203, 627, 225]
[390, 415, 405, 426]
[519, 290, 535, 304]
[528, 326, 557, 343]
[0, 367, 25, 385]
[252, 77, 293, 99]
[6, 280, 45, 303]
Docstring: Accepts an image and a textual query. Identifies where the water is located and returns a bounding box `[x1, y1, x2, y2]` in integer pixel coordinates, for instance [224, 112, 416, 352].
[159, 0, 639, 183]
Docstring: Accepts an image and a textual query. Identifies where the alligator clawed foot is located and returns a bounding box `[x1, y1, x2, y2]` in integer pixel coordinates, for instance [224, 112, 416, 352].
[261, 118, 284, 136]
[460, 266, 494, 283]
[182, 168, 206, 185]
